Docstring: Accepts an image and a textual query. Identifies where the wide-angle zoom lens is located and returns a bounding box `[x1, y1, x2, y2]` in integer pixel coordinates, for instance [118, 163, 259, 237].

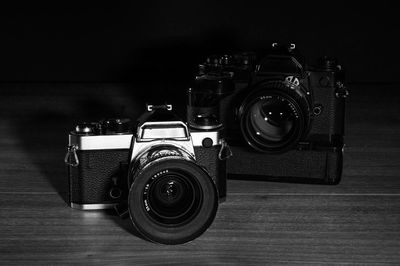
[128, 151, 218, 245]
[239, 81, 311, 153]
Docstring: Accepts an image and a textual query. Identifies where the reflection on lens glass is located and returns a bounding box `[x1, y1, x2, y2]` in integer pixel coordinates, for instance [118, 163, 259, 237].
[249, 98, 295, 142]
[145, 170, 202, 225]
[248, 97, 296, 143]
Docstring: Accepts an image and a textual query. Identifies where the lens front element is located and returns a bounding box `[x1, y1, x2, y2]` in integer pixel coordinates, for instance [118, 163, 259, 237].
[144, 169, 202, 226]
[249, 96, 296, 142]
[240, 82, 310, 153]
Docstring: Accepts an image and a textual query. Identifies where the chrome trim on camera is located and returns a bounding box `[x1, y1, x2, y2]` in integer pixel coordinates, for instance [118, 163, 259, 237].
[69, 134, 134, 150]
[137, 121, 190, 141]
[191, 131, 221, 147]
[70, 203, 117, 210]
[189, 123, 223, 130]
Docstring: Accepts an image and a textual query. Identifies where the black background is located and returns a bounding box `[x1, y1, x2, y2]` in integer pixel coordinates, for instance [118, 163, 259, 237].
[0, 1, 398, 85]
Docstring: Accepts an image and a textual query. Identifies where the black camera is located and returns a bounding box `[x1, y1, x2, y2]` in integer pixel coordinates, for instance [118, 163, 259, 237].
[65, 104, 229, 244]
[188, 43, 348, 184]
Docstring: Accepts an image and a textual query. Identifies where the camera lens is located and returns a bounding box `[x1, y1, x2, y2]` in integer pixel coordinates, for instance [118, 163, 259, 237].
[239, 82, 311, 153]
[188, 73, 234, 130]
[145, 170, 202, 225]
[128, 148, 218, 245]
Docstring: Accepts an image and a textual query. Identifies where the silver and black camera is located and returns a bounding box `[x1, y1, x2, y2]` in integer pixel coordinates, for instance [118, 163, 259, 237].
[65, 104, 230, 244]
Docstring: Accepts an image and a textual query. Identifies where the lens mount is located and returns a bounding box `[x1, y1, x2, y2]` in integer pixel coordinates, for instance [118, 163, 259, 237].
[239, 81, 311, 153]
[128, 157, 218, 245]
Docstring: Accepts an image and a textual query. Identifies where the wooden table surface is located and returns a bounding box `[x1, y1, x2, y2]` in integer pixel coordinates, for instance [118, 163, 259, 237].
[0, 83, 399, 265]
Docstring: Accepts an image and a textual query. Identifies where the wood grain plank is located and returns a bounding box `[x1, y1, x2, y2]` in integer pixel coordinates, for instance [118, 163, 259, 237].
[0, 193, 399, 265]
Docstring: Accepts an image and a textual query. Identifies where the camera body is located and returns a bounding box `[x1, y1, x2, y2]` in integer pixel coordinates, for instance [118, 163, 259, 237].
[66, 107, 226, 211]
[188, 44, 348, 184]
[66, 118, 133, 210]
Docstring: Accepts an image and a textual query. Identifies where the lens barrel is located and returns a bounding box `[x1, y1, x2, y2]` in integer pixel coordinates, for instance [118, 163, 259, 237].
[127, 146, 218, 245]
